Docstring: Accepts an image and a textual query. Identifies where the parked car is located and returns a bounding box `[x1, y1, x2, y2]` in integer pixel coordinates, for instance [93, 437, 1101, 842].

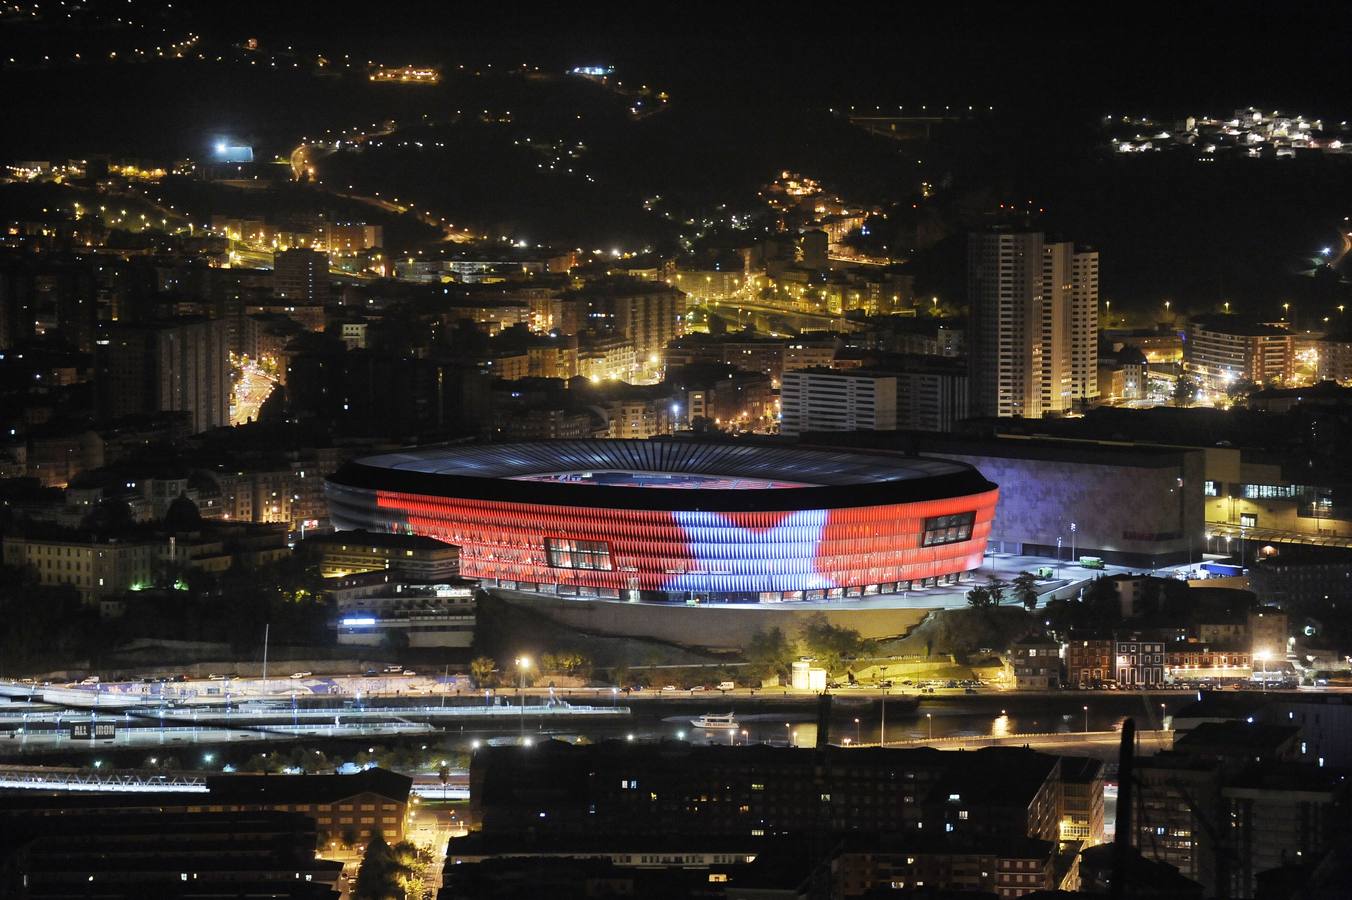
[690, 685, 706, 692]
[661, 685, 677, 692]
[717, 681, 735, 691]
[290, 671, 312, 679]
[402, 669, 417, 676]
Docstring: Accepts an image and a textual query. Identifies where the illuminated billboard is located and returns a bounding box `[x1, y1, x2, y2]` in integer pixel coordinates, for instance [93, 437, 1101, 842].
[211, 140, 254, 163]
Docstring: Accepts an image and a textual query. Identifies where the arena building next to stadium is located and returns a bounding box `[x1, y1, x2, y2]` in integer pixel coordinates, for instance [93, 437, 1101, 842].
[324, 441, 999, 604]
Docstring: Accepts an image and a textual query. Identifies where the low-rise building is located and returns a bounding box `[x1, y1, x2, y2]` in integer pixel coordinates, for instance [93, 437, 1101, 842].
[1247, 606, 1288, 658]
[330, 571, 477, 649]
[187, 768, 412, 843]
[832, 834, 1057, 898]
[304, 529, 460, 580]
[1165, 643, 1251, 682]
[1114, 635, 1166, 687]
[1065, 637, 1115, 688]
[1010, 636, 1062, 690]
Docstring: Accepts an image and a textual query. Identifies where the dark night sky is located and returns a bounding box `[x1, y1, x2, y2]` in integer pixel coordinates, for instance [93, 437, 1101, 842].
[3, 1, 1350, 314]
[203, 1, 1352, 117]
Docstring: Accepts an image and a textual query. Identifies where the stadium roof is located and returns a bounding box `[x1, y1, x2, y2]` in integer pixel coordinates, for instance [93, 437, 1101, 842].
[328, 440, 995, 513]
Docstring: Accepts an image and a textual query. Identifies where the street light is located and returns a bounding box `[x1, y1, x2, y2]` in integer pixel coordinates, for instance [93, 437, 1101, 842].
[1083, 705, 1089, 733]
[515, 656, 532, 736]
[1070, 522, 1077, 564]
[1255, 650, 1271, 692]
[926, 712, 933, 741]
[785, 723, 791, 746]
[854, 717, 861, 744]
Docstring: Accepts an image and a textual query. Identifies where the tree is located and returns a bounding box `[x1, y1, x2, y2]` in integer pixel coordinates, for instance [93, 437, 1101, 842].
[1173, 375, 1199, 406]
[799, 613, 873, 675]
[353, 831, 409, 900]
[469, 656, 497, 688]
[986, 576, 1009, 606]
[966, 585, 993, 610]
[744, 626, 794, 683]
[1012, 572, 1040, 613]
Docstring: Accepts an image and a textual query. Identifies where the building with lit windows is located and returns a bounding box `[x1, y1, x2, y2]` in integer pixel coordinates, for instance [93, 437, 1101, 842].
[303, 529, 460, 579]
[1184, 315, 1292, 391]
[273, 247, 331, 306]
[325, 440, 998, 604]
[966, 230, 1098, 418]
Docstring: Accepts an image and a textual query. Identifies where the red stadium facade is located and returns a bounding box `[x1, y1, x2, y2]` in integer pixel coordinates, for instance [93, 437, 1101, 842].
[326, 441, 999, 603]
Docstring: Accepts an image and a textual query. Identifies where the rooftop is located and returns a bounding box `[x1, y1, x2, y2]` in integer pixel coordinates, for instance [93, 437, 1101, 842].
[330, 439, 994, 512]
[1190, 314, 1290, 337]
[205, 767, 412, 805]
[303, 528, 457, 552]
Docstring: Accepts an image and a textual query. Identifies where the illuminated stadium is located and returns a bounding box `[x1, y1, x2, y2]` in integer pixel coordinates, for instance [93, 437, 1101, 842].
[325, 441, 999, 604]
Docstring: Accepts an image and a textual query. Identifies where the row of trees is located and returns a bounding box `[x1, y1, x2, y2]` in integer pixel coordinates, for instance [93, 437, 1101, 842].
[966, 572, 1039, 612]
[468, 650, 593, 688]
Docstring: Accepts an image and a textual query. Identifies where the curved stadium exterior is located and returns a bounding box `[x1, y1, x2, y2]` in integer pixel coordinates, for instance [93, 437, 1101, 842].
[325, 441, 999, 604]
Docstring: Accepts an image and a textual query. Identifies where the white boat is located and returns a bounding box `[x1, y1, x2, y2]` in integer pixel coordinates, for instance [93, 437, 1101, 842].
[690, 712, 739, 730]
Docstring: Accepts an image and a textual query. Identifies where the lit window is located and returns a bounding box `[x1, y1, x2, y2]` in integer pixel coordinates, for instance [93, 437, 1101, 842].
[922, 512, 976, 547]
[545, 537, 613, 570]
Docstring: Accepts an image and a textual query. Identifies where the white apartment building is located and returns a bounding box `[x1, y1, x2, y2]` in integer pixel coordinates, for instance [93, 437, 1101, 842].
[967, 230, 1099, 418]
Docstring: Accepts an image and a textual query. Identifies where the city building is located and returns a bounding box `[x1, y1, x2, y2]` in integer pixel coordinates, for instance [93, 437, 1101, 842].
[1247, 606, 1288, 659]
[1222, 765, 1347, 898]
[1066, 637, 1115, 687]
[96, 317, 230, 433]
[1317, 334, 1352, 384]
[1058, 756, 1105, 845]
[191, 768, 413, 843]
[832, 834, 1058, 898]
[329, 571, 477, 648]
[1202, 445, 1350, 542]
[303, 529, 460, 580]
[1164, 643, 1251, 682]
[273, 247, 331, 306]
[470, 740, 1066, 845]
[0, 519, 288, 600]
[780, 361, 969, 436]
[966, 230, 1098, 418]
[1098, 345, 1148, 402]
[815, 432, 1205, 568]
[326, 440, 998, 604]
[1134, 720, 1341, 898]
[570, 280, 686, 371]
[1184, 315, 1293, 391]
[1247, 545, 1352, 608]
[1114, 635, 1166, 686]
[780, 369, 897, 435]
[1010, 635, 1062, 689]
[0, 809, 341, 898]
